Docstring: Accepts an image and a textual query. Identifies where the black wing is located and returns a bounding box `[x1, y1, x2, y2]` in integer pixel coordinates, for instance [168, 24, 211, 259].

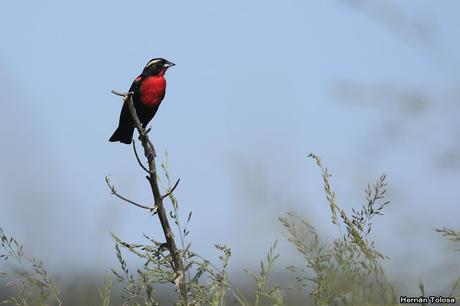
[109, 77, 142, 144]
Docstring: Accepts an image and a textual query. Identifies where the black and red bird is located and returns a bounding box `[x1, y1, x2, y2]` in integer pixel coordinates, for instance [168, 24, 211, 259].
[109, 58, 175, 144]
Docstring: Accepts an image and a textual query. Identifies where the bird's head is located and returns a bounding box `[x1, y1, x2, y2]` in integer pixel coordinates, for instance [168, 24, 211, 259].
[142, 58, 175, 77]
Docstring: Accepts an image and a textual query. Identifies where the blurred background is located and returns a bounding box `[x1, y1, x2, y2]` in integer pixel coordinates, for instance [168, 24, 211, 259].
[1, 0, 459, 303]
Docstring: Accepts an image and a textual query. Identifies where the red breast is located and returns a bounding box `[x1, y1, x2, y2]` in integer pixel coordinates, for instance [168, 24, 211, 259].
[139, 76, 166, 108]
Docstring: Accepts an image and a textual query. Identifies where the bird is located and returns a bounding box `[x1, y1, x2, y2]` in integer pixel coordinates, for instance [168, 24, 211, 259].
[109, 58, 175, 144]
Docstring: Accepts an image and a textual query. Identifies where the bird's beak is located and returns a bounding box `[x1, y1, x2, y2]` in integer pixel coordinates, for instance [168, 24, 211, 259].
[164, 61, 175, 68]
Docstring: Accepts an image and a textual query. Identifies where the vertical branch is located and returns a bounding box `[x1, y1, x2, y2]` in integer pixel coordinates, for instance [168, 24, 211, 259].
[113, 91, 188, 305]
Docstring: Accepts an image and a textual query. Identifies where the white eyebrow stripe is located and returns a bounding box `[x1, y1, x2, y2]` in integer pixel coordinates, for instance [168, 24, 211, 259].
[146, 59, 161, 67]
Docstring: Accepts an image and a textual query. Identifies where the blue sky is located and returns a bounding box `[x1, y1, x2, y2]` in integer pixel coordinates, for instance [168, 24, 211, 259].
[1, 0, 459, 294]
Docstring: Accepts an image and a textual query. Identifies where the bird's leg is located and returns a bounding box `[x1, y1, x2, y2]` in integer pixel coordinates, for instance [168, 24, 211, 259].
[137, 133, 144, 142]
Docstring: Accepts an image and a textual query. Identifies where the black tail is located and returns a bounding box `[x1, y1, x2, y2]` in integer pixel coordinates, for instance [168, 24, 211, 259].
[109, 125, 134, 144]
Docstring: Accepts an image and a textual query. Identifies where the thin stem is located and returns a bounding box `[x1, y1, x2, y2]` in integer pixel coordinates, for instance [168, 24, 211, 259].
[105, 176, 152, 210]
[161, 178, 180, 200]
[132, 140, 150, 173]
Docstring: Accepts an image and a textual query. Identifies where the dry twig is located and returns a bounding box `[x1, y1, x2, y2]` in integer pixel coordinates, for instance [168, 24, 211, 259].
[105, 176, 151, 210]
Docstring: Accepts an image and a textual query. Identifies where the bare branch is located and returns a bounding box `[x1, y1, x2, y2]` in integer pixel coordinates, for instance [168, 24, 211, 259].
[161, 178, 181, 200]
[132, 140, 150, 173]
[111, 90, 129, 97]
[105, 176, 152, 210]
[111, 90, 189, 304]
